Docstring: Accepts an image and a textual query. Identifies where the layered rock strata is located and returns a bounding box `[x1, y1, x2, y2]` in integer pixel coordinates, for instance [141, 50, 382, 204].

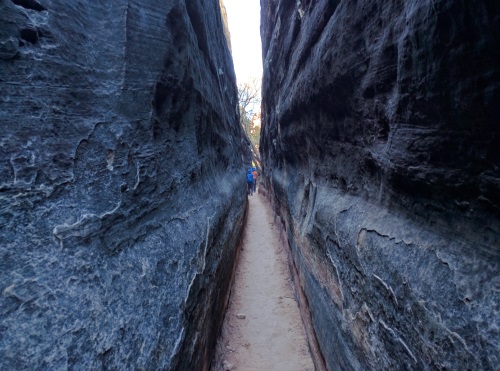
[0, 0, 245, 369]
[260, 1, 499, 369]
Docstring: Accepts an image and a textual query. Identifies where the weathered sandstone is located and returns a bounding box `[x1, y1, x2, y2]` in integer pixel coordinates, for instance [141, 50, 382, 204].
[0, 0, 245, 369]
[260, 1, 499, 369]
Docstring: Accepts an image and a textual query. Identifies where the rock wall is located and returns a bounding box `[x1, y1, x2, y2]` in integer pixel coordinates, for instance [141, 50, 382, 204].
[219, 0, 232, 53]
[0, 0, 245, 369]
[260, 1, 499, 369]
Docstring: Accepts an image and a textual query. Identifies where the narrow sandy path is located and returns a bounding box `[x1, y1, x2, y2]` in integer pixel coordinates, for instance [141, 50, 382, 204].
[211, 192, 314, 371]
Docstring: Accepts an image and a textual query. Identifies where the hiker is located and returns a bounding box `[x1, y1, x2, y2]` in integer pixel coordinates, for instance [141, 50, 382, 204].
[246, 169, 254, 195]
[252, 167, 258, 193]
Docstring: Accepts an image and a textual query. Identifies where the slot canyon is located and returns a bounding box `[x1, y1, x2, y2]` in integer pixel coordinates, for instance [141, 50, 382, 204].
[0, 0, 498, 370]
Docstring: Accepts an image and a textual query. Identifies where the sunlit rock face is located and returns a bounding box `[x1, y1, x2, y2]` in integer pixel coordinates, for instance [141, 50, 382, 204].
[0, 0, 244, 369]
[260, 0, 499, 369]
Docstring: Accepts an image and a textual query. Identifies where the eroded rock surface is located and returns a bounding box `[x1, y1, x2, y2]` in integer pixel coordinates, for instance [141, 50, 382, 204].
[260, 1, 499, 369]
[0, 0, 245, 369]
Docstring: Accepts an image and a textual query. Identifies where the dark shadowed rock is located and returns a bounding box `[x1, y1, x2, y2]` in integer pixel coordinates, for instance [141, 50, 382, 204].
[260, 0, 499, 370]
[0, 0, 245, 369]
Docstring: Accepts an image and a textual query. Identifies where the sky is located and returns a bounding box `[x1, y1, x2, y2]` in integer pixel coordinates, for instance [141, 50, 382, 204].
[223, 0, 263, 85]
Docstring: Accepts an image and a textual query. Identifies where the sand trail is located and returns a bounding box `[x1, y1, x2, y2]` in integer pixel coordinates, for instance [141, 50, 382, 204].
[211, 192, 314, 371]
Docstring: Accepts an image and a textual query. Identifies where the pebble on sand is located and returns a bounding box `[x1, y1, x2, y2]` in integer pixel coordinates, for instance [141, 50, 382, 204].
[236, 313, 246, 319]
[222, 360, 234, 370]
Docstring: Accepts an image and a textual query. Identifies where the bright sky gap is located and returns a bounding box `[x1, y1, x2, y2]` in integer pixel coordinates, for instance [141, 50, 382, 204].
[223, 0, 263, 85]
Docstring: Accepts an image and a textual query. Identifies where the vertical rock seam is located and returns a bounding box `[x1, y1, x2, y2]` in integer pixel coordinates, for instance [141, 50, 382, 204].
[260, 0, 499, 370]
[0, 0, 245, 369]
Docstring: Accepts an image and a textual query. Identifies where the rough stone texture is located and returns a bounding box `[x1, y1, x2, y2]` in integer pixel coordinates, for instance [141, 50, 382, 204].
[219, 0, 232, 53]
[260, 1, 499, 370]
[0, 0, 245, 369]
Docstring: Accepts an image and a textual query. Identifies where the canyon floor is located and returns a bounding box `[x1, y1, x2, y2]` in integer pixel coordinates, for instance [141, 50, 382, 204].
[211, 191, 314, 371]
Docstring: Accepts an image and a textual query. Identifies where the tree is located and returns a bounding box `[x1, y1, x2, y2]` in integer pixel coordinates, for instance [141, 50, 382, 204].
[238, 77, 261, 137]
[248, 112, 261, 151]
[238, 78, 261, 160]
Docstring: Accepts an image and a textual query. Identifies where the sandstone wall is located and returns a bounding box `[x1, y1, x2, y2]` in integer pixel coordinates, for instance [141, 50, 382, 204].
[0, 0, 245, 369]
[219, 0, 232, 53]
[260, 1, 499, 369]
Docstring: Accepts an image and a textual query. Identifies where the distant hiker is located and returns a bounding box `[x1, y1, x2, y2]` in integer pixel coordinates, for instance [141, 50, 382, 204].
[252, 167, 258, 193]
[246, 169, 254, 195]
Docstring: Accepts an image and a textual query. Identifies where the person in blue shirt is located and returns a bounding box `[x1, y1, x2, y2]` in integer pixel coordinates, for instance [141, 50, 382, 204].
[246, 169, 254, 195]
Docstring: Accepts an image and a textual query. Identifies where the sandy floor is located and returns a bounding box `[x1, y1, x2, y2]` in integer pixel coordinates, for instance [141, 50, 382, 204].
[211, 192, 314, 371]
